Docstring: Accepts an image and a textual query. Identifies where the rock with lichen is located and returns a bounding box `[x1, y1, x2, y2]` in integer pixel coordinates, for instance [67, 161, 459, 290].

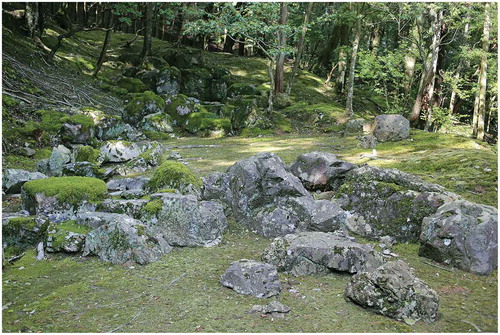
[345, 260, 439, 324]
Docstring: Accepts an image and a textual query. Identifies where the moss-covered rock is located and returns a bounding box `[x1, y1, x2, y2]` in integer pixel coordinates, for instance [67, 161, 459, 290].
[75, 145, 102, 164]
[22, 176, 108, 213]
[45, 220, 91, 253]
[60, 114, 96, 144]
[38, 109, 66, 134]
[221, 97, 259, 131]
[116, 77, 148, 93]
[117, 52, 142, 66]
[227, 83, 260, 98]
[2, 215, 50, 255]
[139, 66, 182, 96]
[123, 91, 165, 124]
[147, 161, 202, 194]
[165, 94, 205, 126]
[163, 48, 204, 68]
[180, 67, 213, 100]
[184, 112, 231, 136]
[140, 112, 174, 133]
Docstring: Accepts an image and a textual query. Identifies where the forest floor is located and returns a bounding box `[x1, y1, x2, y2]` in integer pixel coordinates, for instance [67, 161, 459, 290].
[2, 20, 498, 333]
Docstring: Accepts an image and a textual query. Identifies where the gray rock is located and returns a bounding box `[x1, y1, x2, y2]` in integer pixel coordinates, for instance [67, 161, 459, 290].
[106, 177, 151, 192]
[419, 200, 498, 275]
[100, 141, 142, 163]
[156, 67, 181, 95]
[36, 159, 50, 175]
[62, 162, 105, 179]
[109, 189, 147, 199]
[250, 301, 291, 315]
[2, 169, 47, 194]
[201, 172, 233, 211]
[83, 215, 172, 265]
[76, 212, 134, 229]
[99, 199, 149, 220]
[61, 122, 95, 144]
[336, 165, 458, 242]
[372, 114, 410, 142]
[207, 153, 348, 238]
[114, 142, 165, 176]
[290, 151, 355, 191]
[220, 260, 282, 298]
[95, 116, 144, 141]
[345, 260, 439, 323]
[143, 193, 227, 247]
[48, 145, 72, 176]
[357, 135, 377, 149]
[262, 231, 384, 276]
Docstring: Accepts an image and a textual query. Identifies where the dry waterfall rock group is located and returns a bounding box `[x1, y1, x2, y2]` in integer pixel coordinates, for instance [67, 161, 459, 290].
[2, 144, 497, 324]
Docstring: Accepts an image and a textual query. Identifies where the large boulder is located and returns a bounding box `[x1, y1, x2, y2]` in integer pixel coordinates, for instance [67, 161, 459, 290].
[165, 94, 204, 127]
[83, 214, 172, 265]
[419, 200, 498, 275]
[221, 97, 259, 131]
[227, 83, 260, 98]
[138, 66, 182, 96]
[146, 160, 202, 195]
[141, 193, 227, 247]
[345, 260, 439, 324]
[2, 169, 47, 194]
[99, 141, 142, 163]
[180, 67, 213, 101]
[201, 172, 233, 212]
[140, 112, 174, 133]
[290, 152, 355, 191]
[203, 153, 348, 238]
[335, 165, 458, 242]
[262, 231, 384, 277]
[114, 142, 166, 177]
[21, 177, 107, 222]
[372, 114, 410, 142]
[82, 109, 143, 141]
[220, 260, 282, 298]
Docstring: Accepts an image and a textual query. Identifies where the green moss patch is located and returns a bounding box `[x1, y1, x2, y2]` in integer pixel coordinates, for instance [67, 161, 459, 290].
[60, 114, 95, 131]
[23, 177, 108, 206]
[116, 77, 148, 93]
[147, 161, 202, 192]
[184, 112, 231, 135]
[124, 91, 165, 123]
[38, 110, 66, 134]
[75, 146, 101, 164]
[143, 199, 163, 215]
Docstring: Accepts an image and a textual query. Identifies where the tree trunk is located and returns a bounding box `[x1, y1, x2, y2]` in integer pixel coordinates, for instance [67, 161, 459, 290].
[370, 24, 381, 55]
[286, 2, 313, 95]
[274, 3, 288, 95]
[335, 25, 350, 94]
[449, 8, 471, 115]
[238, 37, 245, 56]
[93, 9, 113, 77]
[409, 6, 442, 125]
[345, 13, 362, 117]
[25, 3, 39, 38]
[140, 2, 154, 60]
[474, 3, 490, 141]
[223, 30, 235, 53]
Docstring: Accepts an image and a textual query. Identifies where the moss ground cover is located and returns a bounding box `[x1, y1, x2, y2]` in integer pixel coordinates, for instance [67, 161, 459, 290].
[22, 177, 108, 206]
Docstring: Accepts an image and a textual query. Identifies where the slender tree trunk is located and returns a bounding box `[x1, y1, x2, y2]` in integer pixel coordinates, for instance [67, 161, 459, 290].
[286, 2, 313, 95]
[474, 3, 490, 141]
[449, 9, 471, 115]
[345, 13, 362, 117]
[140, 2, 154, 60]
[335, 25, 350, 94]
[93, 9, 113, 76]
[370, 24, 381, 55]
[223, 30, 235, 53]
[274, 3, 288, 95]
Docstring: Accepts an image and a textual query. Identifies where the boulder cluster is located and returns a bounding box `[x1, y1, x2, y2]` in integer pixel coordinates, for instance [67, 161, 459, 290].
[3, 149, 497, 325]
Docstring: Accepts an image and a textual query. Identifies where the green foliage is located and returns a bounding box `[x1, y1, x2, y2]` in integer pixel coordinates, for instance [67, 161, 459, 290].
[23, 177, 108, 206]
[147, 161, 202, 192]
[2, 94, 18, 107]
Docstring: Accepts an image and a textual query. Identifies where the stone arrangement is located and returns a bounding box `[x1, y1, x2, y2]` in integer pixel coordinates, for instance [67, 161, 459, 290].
[3, 147, 497, 325]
